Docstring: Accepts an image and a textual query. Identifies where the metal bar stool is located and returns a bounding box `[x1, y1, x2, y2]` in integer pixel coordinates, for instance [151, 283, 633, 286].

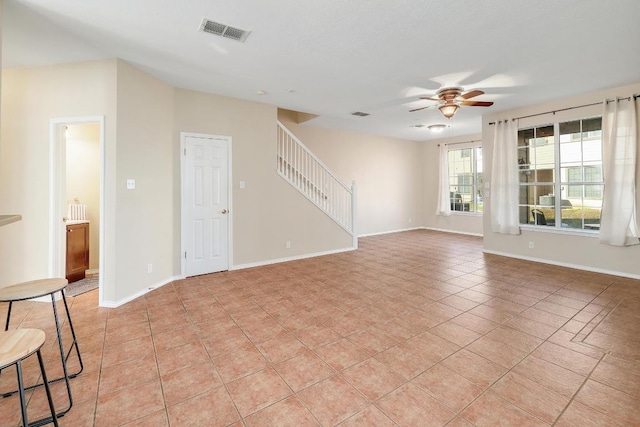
[0, 279, 83, 423]
[0, 329, 59, 426]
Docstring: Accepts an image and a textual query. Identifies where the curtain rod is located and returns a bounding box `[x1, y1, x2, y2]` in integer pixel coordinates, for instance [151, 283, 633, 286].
[437, 139, 481, 147]
[488, 94, 640, 125]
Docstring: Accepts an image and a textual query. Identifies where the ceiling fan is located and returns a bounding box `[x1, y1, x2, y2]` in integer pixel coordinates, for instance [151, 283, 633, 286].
[410, 87, 494, 119]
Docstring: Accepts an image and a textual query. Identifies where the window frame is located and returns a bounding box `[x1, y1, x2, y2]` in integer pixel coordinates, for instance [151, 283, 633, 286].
[446, 142, 483, 215]
[518, 116, 603, 235]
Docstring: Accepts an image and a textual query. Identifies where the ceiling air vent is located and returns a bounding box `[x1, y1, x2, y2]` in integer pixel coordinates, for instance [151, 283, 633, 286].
[351, 112, 370, 117]
[199, 18, 251, 42]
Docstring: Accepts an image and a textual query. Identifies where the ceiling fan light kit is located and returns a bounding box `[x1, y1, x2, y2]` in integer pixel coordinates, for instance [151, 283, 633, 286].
[411, 87, 494, 119]
[439, 104, 459, 119]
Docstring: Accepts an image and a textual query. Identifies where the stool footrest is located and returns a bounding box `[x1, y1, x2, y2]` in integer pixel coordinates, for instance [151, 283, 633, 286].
[1, 370, 80, 397]
[27, 411, 66, 427]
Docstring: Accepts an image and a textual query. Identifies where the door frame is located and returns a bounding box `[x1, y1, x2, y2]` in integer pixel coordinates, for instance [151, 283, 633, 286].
[180, 132, 233, 277]
[49, 116, 105, 303]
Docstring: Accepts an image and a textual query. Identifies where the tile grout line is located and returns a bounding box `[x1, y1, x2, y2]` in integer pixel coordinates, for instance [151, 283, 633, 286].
[420, 280, 609, 425]
[148, 296, 170, 426]
[550, 351, 608, 426]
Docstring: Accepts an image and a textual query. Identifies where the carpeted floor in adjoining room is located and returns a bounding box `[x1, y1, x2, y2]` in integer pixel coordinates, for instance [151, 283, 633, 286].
[0, 229, 638, 426]
[65, 275, 99, 297]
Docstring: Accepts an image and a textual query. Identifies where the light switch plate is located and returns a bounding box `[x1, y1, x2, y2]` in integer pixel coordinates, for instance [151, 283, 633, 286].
[126, 179, 135, 190]
[239, 180, 246, 189]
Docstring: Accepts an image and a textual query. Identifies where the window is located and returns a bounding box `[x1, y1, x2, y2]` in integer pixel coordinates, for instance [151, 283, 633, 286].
[518, 117, 603, 231]
[448, 146, 483, 213]
[567, 166, 602, 198]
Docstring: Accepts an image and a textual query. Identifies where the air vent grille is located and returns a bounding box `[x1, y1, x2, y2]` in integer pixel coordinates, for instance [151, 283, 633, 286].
[203, 20, 226, 36]
[200, 18, 250, 42]
[351, 112, 370, 117]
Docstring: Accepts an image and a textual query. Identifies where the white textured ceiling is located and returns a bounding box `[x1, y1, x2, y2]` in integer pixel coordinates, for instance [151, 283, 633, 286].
[3, 0, 640, 141]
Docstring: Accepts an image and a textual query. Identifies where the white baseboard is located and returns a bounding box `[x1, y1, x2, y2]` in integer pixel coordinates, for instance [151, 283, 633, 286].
[483, 249, 640, 281]
[100, 246, 357, 306]
[422, 226, 483, 237]
[358, 227, 423, 238]
[99, 275, 183, 308]
[359, 226, 483, 238]
[232, 246, 356, 270]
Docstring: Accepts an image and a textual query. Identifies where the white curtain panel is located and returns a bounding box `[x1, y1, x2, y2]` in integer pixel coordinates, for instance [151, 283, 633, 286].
[436, 143, 452, 216]
[490, 119, 520, 234]
[600, 98, 639, 246]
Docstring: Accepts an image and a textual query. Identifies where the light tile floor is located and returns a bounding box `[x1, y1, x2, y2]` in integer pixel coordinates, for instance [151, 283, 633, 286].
[1, 230, 639, 426]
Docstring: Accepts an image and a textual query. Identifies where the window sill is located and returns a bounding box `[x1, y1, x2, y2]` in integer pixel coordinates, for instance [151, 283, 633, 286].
[451, 211, 483, 217]
[520, 224, 599, 237]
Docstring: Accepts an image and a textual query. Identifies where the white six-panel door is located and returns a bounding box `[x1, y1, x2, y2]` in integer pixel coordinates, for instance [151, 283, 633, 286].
[182, 134, 230, 277]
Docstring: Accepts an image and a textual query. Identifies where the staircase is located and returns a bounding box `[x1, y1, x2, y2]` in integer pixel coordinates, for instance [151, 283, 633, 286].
[277, 121, 357, 247]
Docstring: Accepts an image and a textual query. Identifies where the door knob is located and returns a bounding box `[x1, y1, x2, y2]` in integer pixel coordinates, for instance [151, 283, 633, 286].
[221, 209, 228, 214]
[62, 217, 68, 222]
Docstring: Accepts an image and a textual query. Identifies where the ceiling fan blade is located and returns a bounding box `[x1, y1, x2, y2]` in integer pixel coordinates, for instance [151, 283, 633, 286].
[461, 100, 494, 107]
[419, 97, 441, 102]
[460, 90, 484, 100]
[409, 106, 432, 112]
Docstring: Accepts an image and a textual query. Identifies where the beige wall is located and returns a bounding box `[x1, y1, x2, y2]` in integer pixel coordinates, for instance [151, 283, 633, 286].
[483, 82, 640, 278]
[0, 59, 354, 304]
[112, 60, 175, 302]
[174, 91, 353, 268]
[0, 60, 117, 288]
[66, 123, 100, 269]
[0, 1, 3, 130]
[278, 109, 422, 236]
[422, 133, 484, 236]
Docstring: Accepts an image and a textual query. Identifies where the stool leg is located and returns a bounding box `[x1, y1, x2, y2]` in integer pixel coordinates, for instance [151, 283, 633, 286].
[4, 301, 13, 331]
[60, 290, 83, 377]
[0, 302, 10, 378]
[15, 360, 28, 427]
[50, 294, 73, 413]
[36, 349, 59, 427]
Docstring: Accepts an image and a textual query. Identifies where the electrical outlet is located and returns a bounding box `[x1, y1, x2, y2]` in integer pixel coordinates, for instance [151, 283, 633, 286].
[126, 179, 136, 190]
[286, 241, 291, 249]
[147, 263, 153, 273]
[528, 241, 534, 249]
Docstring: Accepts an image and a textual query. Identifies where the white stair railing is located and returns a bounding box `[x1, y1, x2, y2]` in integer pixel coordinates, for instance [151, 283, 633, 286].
[277, 121, 357, 246]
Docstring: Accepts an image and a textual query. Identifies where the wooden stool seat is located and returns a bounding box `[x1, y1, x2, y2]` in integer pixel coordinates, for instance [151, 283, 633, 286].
[0, 278, 68, 302]
[0, 329, 59, 426]
[0, 329, 46, 369]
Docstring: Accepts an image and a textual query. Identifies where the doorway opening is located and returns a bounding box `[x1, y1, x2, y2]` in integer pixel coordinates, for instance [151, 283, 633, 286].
[49, 116, 105, 304]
